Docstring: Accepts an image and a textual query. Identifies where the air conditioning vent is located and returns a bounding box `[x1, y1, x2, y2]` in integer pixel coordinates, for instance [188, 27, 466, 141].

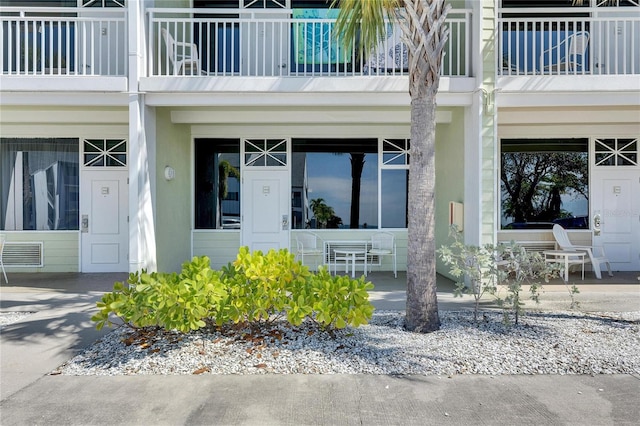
[2, 242, 44, 267]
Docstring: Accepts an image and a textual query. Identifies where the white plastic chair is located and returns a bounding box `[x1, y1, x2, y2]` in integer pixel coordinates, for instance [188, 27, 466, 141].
[0, 234, 8, 284]
[552, 224, 613, 279]
[539, 31, 589, 74]
[367, 232, 397, 278]
[161, 28, 200, 76]
[295, 232, 324, 271]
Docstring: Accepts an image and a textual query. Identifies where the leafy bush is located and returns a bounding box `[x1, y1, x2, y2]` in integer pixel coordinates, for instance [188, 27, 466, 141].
[92, 247, 375, 333]
[439, 227, 565, 324]
[92, 256, 227, 332]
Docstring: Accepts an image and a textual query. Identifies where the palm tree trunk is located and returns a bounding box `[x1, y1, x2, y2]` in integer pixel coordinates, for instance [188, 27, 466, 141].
[349, 153, 365, 228]
[405, 94, 440, 332]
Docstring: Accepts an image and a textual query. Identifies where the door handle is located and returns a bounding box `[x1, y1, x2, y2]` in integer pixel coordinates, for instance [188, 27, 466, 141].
[81, 215, 89, 233]
[593, 213, 601, 236]
[282, 215, 289, 230]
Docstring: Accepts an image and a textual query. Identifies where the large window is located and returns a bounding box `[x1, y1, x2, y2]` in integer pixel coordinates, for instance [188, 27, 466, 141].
[1, 138, 79, 231]
[292, 139, 378, 229]
[501, 138, 589, 230]
[194, 139, 241, 230]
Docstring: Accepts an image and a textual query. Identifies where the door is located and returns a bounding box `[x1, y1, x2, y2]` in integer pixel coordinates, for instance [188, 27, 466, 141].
[80, 169, 128, 272]
[591, 138, 640, 271]
[241, 139, 290, 252]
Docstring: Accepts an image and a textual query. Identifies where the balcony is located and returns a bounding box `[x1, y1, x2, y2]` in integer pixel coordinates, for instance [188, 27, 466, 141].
[146, 8, 471, 79]
[0, 6, 127, 94]
[498, 6, 640, 76]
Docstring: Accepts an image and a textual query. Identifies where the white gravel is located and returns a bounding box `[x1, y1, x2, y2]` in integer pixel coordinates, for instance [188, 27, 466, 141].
[53, 310, 640, 376]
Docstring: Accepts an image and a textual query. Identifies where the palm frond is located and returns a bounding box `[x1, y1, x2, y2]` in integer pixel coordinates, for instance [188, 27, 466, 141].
[331, 0, 401, 58]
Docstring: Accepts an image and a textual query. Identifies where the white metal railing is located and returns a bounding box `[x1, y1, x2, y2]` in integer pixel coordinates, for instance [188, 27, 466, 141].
[147, 8, 471, 78]
[498, 6, 640, 76]
[0, 7, 127, 76]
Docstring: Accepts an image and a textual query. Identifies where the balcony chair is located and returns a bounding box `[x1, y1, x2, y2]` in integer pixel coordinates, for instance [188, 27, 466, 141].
[552, 224, 613, 280]
[539, 31, 589, 74]
[295, 232, 324, 271]
[161, 28, 200, 76]
[0, 234, 8, 284]
[367, 232, 397, 278]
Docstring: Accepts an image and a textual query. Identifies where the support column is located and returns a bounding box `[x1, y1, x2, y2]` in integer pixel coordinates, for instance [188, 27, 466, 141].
[128, 0, 157, 272]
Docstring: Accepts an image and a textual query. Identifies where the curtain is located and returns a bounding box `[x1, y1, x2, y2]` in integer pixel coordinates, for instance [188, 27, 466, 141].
[0, 138, 79, 230]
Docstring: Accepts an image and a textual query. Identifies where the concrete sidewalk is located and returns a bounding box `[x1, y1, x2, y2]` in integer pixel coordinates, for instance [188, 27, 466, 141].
[1, 271, 639, 425]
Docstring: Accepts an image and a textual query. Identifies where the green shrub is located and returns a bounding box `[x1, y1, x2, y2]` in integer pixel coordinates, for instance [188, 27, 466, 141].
[92, 256, 227, 332]
[92, 247, 375, 333]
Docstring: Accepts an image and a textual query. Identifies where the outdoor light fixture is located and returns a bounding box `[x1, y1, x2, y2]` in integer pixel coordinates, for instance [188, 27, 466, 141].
[164, 166, 175, 181]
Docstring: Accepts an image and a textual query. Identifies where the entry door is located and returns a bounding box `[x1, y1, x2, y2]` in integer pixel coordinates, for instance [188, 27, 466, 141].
[80, 169, 128, 272]
[591, 138, 640, 271]
[241, 139, 290, 252]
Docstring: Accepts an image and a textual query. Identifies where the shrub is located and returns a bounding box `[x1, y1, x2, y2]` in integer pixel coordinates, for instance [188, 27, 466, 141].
[92, 256, 227, 332]
[439, 227, 564, 324]
[93, 247, 375, 333]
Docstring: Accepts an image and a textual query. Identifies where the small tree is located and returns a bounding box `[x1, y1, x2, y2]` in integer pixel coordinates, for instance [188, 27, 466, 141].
[438, 228, 500, 321]
[439, 228, 566, 325]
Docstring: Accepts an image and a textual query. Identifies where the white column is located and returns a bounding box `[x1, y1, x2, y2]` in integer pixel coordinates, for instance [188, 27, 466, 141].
[128, 0, 157, 272]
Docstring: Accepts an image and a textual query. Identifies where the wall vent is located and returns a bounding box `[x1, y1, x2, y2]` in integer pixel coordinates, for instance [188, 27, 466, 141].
[3, 242, 44, 267]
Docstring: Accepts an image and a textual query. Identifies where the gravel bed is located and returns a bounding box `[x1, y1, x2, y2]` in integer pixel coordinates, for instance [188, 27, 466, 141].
[0, 312, 35, 328]
[54, 310, 640, 376]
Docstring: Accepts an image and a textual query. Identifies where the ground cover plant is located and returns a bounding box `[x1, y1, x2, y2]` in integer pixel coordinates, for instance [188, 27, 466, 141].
[92, 247, 375, 334]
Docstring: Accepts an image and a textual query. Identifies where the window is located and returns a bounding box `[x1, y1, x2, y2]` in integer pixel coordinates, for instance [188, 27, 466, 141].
[381, 139, 409, 228]
[501, 138, 589, 230]
[594, 138, 638, 166]
[1, 138, 79, 231]
[194, 139, 241, 230]
[292, 138, 378, 229]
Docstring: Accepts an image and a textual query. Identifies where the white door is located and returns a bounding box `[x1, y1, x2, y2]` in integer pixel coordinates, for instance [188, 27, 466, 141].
[591, 139, 640, 271]
[80, 170, 128, 272]
[241, 139, 290, 252]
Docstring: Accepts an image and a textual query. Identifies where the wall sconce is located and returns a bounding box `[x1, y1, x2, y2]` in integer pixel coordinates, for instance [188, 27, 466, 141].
[164, 166, 175, 181]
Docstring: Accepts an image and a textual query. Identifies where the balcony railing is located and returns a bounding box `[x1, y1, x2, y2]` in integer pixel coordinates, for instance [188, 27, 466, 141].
[1, 7, 127, 76]
[147, 8, 471, 78]
[498, 7, 640, 76]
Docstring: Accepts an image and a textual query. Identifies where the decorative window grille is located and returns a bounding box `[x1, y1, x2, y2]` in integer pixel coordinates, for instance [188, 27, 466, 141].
[381, 139, 410, 167]
[83, 139, 127, 167]
[243, 139, 287, 167]
[82, 0, 126, 7]
[242, 0, 289, 8]
[594, 138, 638, 167]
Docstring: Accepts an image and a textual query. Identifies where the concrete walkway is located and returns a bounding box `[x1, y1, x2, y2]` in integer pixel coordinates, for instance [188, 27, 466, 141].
[1, 271, 639, 425]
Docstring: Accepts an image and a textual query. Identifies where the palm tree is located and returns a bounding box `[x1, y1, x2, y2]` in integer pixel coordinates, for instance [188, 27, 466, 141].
[310, 198, 335, 229]
[217, 158, 240, 228]
[333, 0, 450, 332]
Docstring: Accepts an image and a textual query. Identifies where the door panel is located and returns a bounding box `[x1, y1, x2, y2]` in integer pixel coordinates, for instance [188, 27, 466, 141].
[81, 170, 128, 272]
[242, 170, 290, 252]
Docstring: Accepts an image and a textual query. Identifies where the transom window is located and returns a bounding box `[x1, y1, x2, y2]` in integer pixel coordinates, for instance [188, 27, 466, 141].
[594, 138, 638, 167]
[243, 139, 287, 168]
[83, 139, 127, 167]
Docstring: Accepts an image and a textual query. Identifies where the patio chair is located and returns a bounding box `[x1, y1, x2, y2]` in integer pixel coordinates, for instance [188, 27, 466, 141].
[367, 232, 397, 278]
[295, 232, 324, 271]
[0, 234, 8, 284]
[552, 224, 613, 279]
[161, 28, 200, 76]
[539, 31, 589, 74]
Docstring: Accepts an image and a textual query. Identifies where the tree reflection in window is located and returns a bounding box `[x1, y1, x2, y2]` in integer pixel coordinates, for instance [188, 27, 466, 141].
[501, 138, 588, 230]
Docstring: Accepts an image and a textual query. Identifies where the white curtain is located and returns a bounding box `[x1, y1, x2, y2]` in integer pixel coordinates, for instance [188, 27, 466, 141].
[0, 138, 79, 230]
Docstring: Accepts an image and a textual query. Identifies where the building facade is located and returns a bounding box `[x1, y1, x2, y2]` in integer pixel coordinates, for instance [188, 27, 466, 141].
[1, 0, 638, 275]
